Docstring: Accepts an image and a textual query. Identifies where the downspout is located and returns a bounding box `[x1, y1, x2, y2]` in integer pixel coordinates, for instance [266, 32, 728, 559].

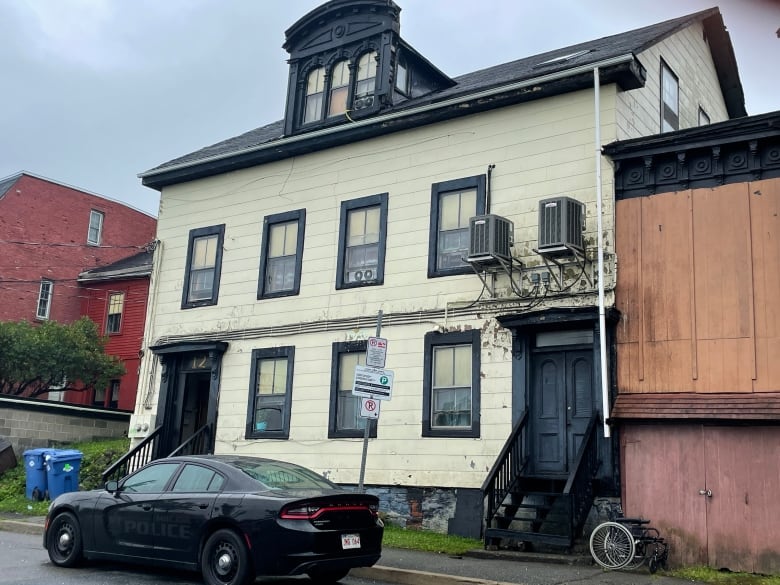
[139, 239, 163, 412]
[593, 67, 611, 438]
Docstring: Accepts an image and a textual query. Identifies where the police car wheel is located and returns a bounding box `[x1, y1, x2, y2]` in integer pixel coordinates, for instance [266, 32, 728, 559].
[201, 528, 252, 585]
[47, 511, 83, 567]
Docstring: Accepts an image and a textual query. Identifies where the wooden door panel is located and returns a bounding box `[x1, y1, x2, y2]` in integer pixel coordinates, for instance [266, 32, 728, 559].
[567, 352, 593, 464]
[532, 356, 566, 473]
[705, 427, 780, 575]
[621, 425, 707, 567]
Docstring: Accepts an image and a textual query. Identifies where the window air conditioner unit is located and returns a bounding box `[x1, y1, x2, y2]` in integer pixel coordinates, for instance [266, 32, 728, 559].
[346, 268, 376, 283]
[353, 95, 374, 110]
[468, 214, 514, 264]
[538, 196, 584, 255]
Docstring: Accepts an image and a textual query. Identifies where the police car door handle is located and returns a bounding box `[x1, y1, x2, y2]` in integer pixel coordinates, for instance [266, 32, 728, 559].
[141, 504, 152, 511]
[198, 503, 208, 509]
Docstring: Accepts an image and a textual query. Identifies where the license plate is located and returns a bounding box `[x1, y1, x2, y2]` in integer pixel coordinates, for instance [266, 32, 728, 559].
[341, 534, 361, 549]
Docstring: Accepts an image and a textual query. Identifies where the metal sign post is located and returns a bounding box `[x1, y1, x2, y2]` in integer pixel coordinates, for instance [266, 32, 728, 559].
[358, 310, 382, 493]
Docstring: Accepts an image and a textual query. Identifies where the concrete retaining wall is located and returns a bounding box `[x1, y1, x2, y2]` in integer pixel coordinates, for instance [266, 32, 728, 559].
[0, 396, 130, 461]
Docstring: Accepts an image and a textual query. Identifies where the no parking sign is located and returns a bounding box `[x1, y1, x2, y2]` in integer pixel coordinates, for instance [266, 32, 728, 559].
[359, 397, 380, 419]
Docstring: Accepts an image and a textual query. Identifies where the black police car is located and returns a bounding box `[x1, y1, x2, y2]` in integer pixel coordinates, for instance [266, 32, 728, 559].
[44, 455, 383, 585]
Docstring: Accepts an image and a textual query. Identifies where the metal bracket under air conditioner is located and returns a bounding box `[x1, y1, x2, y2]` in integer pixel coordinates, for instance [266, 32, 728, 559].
[466, 255, 524, 298]
[533, 244, 593, 289]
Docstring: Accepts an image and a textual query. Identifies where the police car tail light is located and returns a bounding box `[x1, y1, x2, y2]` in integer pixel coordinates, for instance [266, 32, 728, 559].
[280, 500, 376, 520]
[280, 503, 322, 519]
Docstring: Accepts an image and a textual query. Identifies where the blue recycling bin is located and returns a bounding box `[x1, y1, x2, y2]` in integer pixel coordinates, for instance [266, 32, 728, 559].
[45, 450, 83, 500]
[23, 448, 51, 500]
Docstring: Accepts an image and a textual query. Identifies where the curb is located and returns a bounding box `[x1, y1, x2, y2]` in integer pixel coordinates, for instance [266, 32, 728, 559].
[352, 565, 517, 585]
[0, 519, 44, 536]
[465, 548, 593, 566]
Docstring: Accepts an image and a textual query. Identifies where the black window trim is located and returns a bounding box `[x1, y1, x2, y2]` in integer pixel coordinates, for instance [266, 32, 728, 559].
[328, 340, 378, 439]
[335, 193, 388, 290]
[422, 329, 481, 438]
[660, 58, 680, 133]
[245, 346, 295, 440]
[258, 209, 306, 299]
[427, 175, 486, 278]
[181, 224, 225, 309]
[298, 47, 380, 129]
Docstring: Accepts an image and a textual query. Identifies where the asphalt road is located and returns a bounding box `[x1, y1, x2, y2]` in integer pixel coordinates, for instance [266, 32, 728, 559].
[0, 530, 388, 585]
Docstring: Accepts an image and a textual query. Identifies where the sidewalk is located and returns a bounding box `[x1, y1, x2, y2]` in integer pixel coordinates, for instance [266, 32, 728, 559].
[1, 514, 697, 585]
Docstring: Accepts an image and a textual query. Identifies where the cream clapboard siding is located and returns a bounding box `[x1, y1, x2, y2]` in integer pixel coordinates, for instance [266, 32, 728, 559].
[151, 90, 613, 334]
[141, 25, 720, 487]
[144, 90, 613, 489]
[616, 22, 729, 140]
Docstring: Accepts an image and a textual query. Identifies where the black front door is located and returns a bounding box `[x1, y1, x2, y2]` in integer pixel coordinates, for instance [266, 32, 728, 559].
[152, 341, 227, 458]
[176, 371, 211, 446]
[530, 349, 594, 474]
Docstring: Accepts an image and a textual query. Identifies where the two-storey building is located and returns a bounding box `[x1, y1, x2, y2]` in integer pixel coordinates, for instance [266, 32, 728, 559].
[128, 0, 745, 547]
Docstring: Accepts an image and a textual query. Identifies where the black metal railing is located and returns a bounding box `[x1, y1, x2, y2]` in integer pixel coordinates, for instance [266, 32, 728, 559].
[562, 413, 600, 540]
[168, 423, 212, 458]
[101, 425, 162, 484]
[481, 410, 529, 531]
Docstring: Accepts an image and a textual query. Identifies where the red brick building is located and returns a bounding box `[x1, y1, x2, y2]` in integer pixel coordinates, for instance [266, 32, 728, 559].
[74, 250, 154, 411]
[0, 172, 157, 410]
[0, 172, 156, 324]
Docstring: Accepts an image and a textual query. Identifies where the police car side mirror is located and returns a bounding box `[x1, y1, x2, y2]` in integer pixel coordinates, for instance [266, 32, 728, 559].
[105, 480, 119, 493]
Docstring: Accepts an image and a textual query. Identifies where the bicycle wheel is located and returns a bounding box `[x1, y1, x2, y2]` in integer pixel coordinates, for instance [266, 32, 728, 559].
[589, 521, 636, 570]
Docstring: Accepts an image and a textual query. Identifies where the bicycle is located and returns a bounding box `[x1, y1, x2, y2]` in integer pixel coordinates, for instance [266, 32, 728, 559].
[589, 516, 669, 573]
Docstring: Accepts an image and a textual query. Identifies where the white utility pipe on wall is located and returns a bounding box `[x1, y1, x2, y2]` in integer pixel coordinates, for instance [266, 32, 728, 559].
[593, 67, 611, 438]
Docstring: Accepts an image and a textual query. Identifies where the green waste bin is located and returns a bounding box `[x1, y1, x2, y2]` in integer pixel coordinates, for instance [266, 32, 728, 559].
[45, 450, 83, 500]
[23, 448, 51, 500]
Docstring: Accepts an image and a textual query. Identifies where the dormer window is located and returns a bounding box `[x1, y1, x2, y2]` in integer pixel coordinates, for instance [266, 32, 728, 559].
[396, 58, 409, 95]
[300, 51, 378, 125]
[282, 1, 456, 137]
[304, 67, 325, 124]
[328, 60, 350, 118]
[354, 51, 377, 109]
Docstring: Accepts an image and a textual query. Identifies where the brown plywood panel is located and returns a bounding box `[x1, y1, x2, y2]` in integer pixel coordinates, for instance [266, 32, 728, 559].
[692, 186, 753, 341]
[695, 339, 754, 392]
[749, 179, 780, 338]
[641, 340, 694, 392]
[754, 338, 780, 391]
[621, 425, 707, 567]
[615, 198, 642, 344]
[616, 341, 639, 393]
[641, 193, 694, 343]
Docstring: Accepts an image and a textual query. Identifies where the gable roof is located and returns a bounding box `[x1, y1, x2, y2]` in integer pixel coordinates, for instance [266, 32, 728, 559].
[78, 249, 154, 282]
[0, 172, 22, 199]
[140, 7, 744, 190]
[0, 171, 157, 218]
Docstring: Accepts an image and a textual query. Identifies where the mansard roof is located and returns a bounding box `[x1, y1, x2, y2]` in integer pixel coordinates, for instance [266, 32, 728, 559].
[141, 6, 745, 190]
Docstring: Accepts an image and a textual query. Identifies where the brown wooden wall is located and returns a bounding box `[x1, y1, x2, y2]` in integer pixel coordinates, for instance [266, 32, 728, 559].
[615, 178, 780, 393]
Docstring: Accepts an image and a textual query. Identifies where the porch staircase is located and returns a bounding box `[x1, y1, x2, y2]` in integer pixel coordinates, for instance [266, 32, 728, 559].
[101, 422, 213, 484]
[482, 412, 600, 551]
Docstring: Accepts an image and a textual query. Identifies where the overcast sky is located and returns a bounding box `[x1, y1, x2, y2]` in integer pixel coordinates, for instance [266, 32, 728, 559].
[1, 0, 777, 218]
